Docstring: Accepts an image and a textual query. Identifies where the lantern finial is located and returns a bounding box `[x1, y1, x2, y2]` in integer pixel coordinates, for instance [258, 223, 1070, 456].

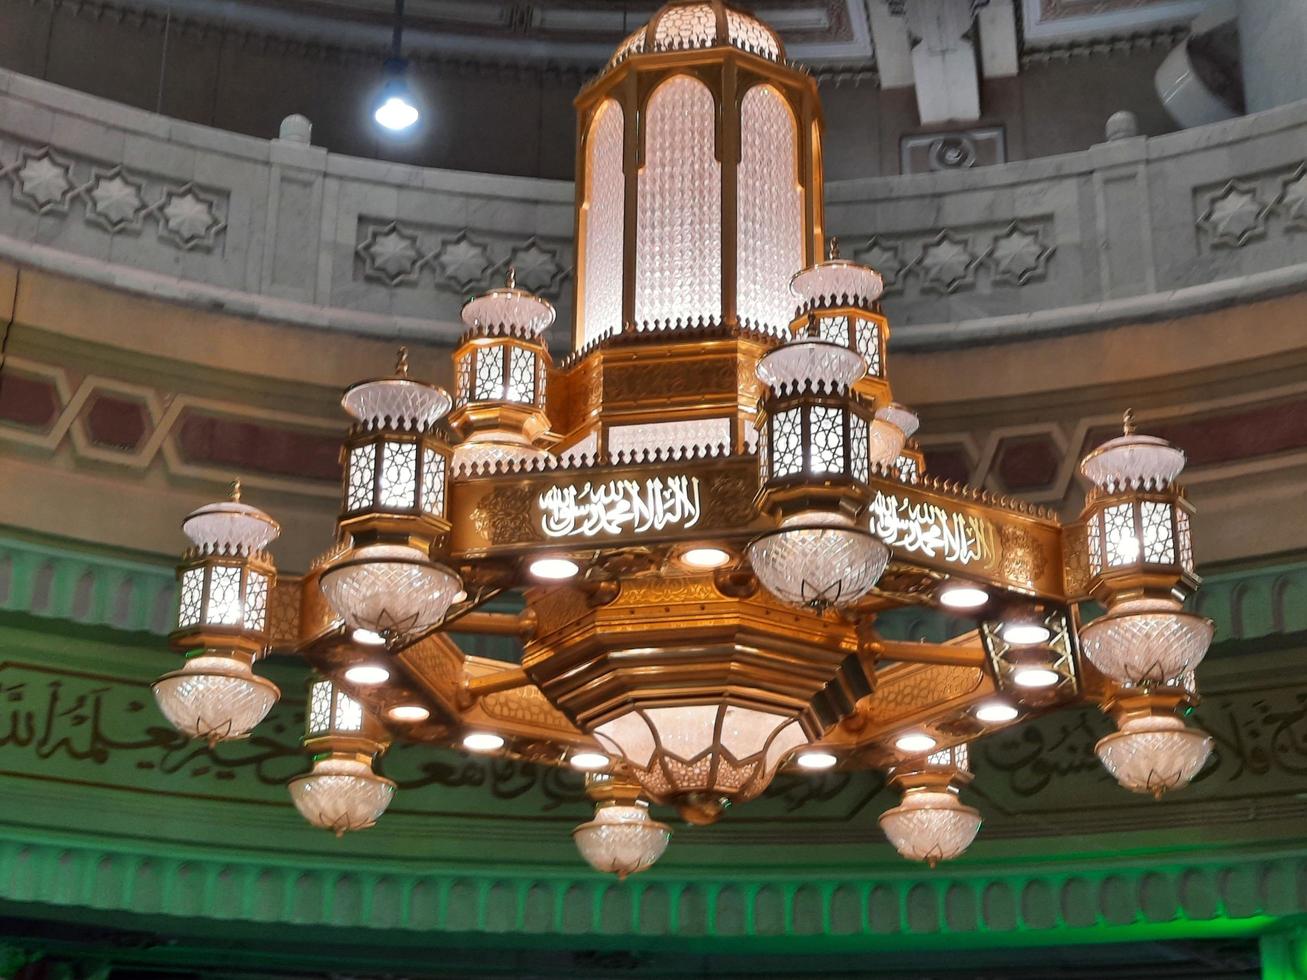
[395, 346, 409, 377]
[228, 478, 242, 502]
[506, 265, 517, 289]
[826, 236, 840, 261]
[1122, 408, 1136, 436]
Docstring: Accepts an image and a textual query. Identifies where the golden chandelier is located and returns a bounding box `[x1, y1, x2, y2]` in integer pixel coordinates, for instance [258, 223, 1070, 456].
[153, 1, 1214, 877]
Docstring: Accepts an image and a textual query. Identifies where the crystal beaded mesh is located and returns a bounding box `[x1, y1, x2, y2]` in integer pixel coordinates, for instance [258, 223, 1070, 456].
[572, 805, 671, 878]
[634, 76, 721, 328]
[792, 261, 884, 311]
[747, 516, 890, 609]
[181, 501, 279, 555]
[737, 85, 803, 334]
[342, 379, 451, 431]
[1081, 433, 1186, 490]
[319, 544, 461, 637]
[153, 657, 278, 741]
[289, 758, 396, 834]
[879, 792, 982, 865]
[582, 100, 625, 346]
[1095, 715, 1212, 797]
[652, 3, 716, 49]
[756, 340, 865, 392]
[1079, 600, 1214, 684]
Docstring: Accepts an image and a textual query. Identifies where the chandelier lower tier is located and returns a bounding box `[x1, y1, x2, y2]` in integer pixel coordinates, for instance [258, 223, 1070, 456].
[153, 0, 1215, 878]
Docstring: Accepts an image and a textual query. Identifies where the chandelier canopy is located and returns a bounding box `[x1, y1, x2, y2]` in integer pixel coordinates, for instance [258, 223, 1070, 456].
[151, 1, 1216, 877]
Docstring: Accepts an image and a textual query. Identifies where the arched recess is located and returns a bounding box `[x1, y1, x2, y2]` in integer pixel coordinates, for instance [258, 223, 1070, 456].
[736, 83, 804, 334]
[634, 75, 722, 329]
[580, 99, 626, 347]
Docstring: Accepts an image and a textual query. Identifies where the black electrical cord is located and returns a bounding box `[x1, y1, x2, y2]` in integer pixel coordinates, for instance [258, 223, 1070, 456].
[0, 268, 19, 410]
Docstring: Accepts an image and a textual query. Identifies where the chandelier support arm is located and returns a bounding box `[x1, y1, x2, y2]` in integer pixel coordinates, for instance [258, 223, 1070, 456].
[869, 639, 988, 669]
[450, 611, 535, 638]
[464, 666, 532, 700]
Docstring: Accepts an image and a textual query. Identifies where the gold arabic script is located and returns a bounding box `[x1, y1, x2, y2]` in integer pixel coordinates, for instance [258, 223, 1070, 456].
[538, 476, 702, 538]
[869, 490, 996, 567]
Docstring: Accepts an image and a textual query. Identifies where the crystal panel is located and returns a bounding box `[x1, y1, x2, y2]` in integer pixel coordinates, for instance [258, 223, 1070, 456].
[808, 406, 845, 474]
[1141, 500, 1175, 564]
[1087, 511, 1102, 575]
[1177, 508, 1194, 573]
[207, 565, 242, 626]
[421, 447, 445, 516]
[726, 8, 780, 57]
[653, 3, 716, 49]
[856, 321, 882, 375]
[771, 409, 803, 478]
[245, 570, 269, 633]
[346, 445, 374, 512]
[474, 347, 503, 402]
[817, 316, 849, 346]
[608, 417, 731, 458]
[455, 352, 472, 407]
[178, 567, 204, 629]
[737, 85, 803, 335]
[635, 76, 721, 329]
[507, 346, 536, 404]
[378, 442, 417, 510]
[582, 100, 625, 347]
[308, 680, 333, 734]
[850, 415, 869, 483]
[334, 689, 364, 732]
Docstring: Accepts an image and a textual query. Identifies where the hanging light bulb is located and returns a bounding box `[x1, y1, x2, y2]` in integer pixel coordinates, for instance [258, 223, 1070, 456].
[373, 2, 420, 133]
[571, 774, 671, 879]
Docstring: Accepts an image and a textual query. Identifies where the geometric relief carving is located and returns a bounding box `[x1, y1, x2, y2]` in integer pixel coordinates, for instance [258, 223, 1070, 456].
[353, 220, 572, 299]
[916, 230, 980, 294]
[1274, 162, 1307, 232]
[853, 235, 906, 295]
[1196, 179, 1269, 249]
[0, 142, 228, 250]
[986, 222, 1055, 286]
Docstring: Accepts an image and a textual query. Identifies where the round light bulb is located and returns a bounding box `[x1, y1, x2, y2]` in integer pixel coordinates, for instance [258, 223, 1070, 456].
[939, 584, 988, 609]
[1001, 622, 1051, 645]
[388, 704, 430, 723]
[975, 701, 1019, 723]
[529, 557, 579, 580]
[680, 547, 731, 569]
[796, 750, 838, 771]
[569, 751, 610, 771]
[344, 664, 389, 685]
[894, 732, 937, 753]
[353, 628, 386, 646]
[1013, 667, 1061, 689]
[374, 95, 419, 132]
[463, 731, 505, 752]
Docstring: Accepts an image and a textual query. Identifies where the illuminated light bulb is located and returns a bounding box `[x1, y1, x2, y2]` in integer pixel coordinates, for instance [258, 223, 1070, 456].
[1001, 622, 1051, 645]
[680, 547, 731, 569]
[796, 750, 838, 770]
[974, 702, 1019, 723]
[388, 704, 430, 723]
[529, 557, 579, 580]
[938, 584, 988, 609]
[463, 731, 505, 752]
[895, 732, 937, 753]
[569, 751, 611, 771]
[374, 92, 419, 132]
[1013, 667, 1060, 689]
[344, 664, 390, 686]
[353, 628, 386, 646]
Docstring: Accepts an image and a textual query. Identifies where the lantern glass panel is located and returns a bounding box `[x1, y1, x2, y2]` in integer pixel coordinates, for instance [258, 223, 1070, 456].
[856, 321, 881, 376]
[207, 565, 243, 626]
[895, 455, 919, 483]
[334, 689, 364, 732]
[507, 347, 536, 403]
[474, 347, 502, 401]
[1087, 511, 1102, 575]
[1141, 500, 1176, 564]
[455, 353, 472, 407]
[850, 414, 869, 483]
[772, 409, 803, 478]
[421, 447, 445, 516]
[378, 441, 417, 510]
[346, 445, 374, 512]
[308, 680, 333, 735]
[816, 315, 848, 346]
[245, 571, 269, 632]
[1103, 503, 1139, 567]
[178, 567, 204, 628]
[1177, 509, 1194, 573]
[808, 406, 845, 475]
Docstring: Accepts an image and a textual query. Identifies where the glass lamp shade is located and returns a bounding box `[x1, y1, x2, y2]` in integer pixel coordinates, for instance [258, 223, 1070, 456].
[747, 512, 889, 610]
[319, 544, 462, 640]
[1080, 599, 1214, 685]
[1095, 714, 1212, 798]
[289, 756, 396, 836]
[182, 499, 279, 555]
[572, 802, 672, 879]
[592, 704, 807, 821]
[879, 790, 982, 867]
[791, 259, 884, 312]
[1081, 432, 1185, 492]
[868, 404, 919, 468]
[461, 284, 555, 335]
[756, 339, 865, 392]
[342, 377, 451, 432]
[153, 654, 280, 743]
